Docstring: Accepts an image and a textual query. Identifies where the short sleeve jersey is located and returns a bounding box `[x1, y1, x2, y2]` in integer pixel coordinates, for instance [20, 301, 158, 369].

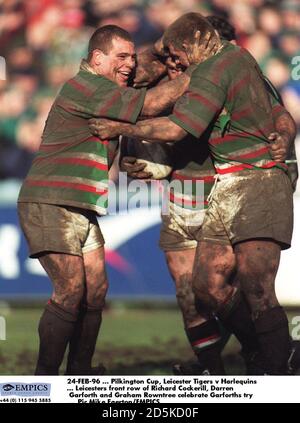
[169, 42, 287, 175]
[18, 66, 146, 215]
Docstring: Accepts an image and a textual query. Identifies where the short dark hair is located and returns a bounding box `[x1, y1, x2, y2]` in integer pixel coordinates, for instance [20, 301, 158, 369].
[206, 15, 236, 42]
[88, 25, 133, 57]
[163, 12, 217, 50]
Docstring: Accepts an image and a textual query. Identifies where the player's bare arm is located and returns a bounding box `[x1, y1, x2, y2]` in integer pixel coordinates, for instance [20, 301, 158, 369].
[89, 117, 187, 143]
[134, 38, 167, 88]
[268, 112, 297, 162]
[141, 71, 192, 117]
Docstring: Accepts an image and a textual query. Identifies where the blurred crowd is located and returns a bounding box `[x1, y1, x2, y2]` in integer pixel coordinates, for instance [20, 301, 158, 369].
[0, 0, 299, 180]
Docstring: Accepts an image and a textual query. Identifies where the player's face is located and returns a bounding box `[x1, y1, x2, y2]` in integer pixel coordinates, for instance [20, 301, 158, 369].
[167, 43, 190, 68]
[99, 37, 137, 87]
[166, 56, 185, 80]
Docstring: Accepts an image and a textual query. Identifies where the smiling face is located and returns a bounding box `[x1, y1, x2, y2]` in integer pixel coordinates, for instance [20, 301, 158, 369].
[93, 36, 137, 87]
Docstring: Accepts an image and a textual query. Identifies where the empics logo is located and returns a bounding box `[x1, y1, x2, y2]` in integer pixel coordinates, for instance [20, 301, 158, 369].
[0, 56, 6, 80]
[0, 383, 51, 397]
[2, 384, 14, 392]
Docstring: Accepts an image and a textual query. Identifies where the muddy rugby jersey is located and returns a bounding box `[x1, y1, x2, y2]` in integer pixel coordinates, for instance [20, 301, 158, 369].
[169, 42, 287, 175]
[18, 61, 146, 215]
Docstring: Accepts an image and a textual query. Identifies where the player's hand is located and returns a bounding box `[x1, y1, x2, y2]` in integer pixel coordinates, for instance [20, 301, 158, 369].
[120, 156, 153, 179]
[134, 61, 167, 87]
[89, 118, 121, 140]
[268, 132, 290, 162]
[189, 31, 221, 64]
[134, 40, 167, 88]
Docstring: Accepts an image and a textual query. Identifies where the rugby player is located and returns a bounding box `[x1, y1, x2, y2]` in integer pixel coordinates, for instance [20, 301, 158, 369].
[17, 24, 200, 375]
[89, 13, 297, 374]
[119, 55, 296, 374]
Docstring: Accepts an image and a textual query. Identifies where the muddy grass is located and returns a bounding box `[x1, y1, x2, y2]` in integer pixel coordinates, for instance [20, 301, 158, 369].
[0, 305, 298, 375]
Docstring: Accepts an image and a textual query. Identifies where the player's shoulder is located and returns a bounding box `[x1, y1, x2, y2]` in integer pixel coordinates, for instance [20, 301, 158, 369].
[59, 70, 122, 104]
[193, 42, 239, 73]
[191, 43, 247, 88]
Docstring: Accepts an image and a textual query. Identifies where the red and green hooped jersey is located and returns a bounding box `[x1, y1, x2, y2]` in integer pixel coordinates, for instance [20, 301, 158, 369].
[18, 65, 146, 215]
[169, 42, 287, 175]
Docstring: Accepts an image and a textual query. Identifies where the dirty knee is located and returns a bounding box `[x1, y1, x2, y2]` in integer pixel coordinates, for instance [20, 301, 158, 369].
[52, 277, 85, 310]
[86, 278, 108, 308]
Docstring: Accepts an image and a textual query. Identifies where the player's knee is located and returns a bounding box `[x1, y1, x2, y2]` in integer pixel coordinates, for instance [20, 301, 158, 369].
[201, 244, 235, 273]
[86, 275, 108, 308]
[244, 284, 279, 318]
[237, 261, 277, 306]
[53, 279, 85, 310]
[213, 258, 235, 279]
[196, 262, 232, 299]
[197, 255, 234, 290]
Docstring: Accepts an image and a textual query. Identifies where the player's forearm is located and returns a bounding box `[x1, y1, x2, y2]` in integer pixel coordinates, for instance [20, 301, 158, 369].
[115, 117, 187, 143]
[134, 39, 167, 87]
[135, 50, 167, 85]
[141, 73, 190, 117]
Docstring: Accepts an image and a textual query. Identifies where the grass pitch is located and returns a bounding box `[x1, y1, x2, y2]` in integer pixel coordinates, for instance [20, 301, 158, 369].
[0, 302, 299, 375]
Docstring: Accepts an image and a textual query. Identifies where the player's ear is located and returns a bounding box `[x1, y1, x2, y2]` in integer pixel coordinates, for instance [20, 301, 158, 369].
[92, 49, 105, 66]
